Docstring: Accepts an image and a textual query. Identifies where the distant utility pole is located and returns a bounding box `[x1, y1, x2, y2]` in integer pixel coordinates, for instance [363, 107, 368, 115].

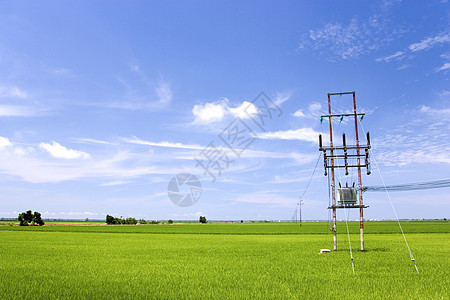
[297, 198, 304, 226]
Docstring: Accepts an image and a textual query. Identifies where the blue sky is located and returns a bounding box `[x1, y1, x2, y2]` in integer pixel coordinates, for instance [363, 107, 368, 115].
[0, 0, 448, 221]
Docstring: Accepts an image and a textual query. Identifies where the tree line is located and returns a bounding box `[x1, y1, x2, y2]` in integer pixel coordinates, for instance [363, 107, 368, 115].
[105, 215, 207, 224]
[105, 215, 138, 225]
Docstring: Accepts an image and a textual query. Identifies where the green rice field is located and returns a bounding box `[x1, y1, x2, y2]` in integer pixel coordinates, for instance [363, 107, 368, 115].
[0, 221, 448, 299]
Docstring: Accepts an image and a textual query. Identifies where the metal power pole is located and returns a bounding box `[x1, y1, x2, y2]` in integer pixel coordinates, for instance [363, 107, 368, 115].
[327, 93, 337, 251]
[319, 91, 371, 252]
[298, 199, 304, 226]
[353, 93, 365, 251]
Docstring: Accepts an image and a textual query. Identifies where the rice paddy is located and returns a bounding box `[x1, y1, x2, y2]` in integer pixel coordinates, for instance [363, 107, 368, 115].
[0, 221, 448, 299]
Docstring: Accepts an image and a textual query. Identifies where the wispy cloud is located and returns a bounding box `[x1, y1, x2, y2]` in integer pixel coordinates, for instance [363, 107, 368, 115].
[0, 139, 183, 183]
[292, 102, 323, 119]
[377, 31, 450, 70]
[374, 105, 450, 166]
[0, 105, 39, 117]
[436, 62, 450, 72]
[408, 32, 450, 52]
[437, 90, 450, 97]
[99, 180, 132, 186]
[0, 85, 28, 98]
[255, 128, 323, 143]
[125, 136, 316, 166]
[305, 18, 363, 59]
[124, 137, 203, 150]
[419, 105, 450, 117]
[108, 80, 173, 110]
[299, 9, 403, 60]
[155, 81, 173, 106]
[376, 50, 405, 62]
[72, 138, 114, 145]
[273, 91, 292, 106]
[39, 141, 91, 159]
[49, 68, 72, 76]
[309, 103, 322, 111]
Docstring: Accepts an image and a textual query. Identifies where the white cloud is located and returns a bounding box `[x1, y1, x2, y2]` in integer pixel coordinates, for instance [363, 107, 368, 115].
[228, 101, 258, 119]
[376, 50, 405, 62]
[0, 136, 13, 148]
[255, 128, 323, 143]
[292, 101, 323, 118]
[419, 105, 450, 116]
[437, 90, 450, 97]
[307, 19, 362, 59]
[0, 105, 37, 117]
[273, 91, 292, 106]
[125, 136, 316, 167]
[309, 103, 322, 111]
[436, 62, 450, 72]
[0, 85, 28, 98]
[192, 99, 259, 124]
[192, 100, 228, 123]
[125, 137, 203, 150]
[155, 81, 172, 106]
[107, 77, 172, 110]
[441, 52, 450, 60]
[39, 141, 90, 159]
[396, 64, 410, 70]
[72, 138, 113, 145]
[373, 105, 450, 166]
[130, 63, 140, 72]
[292, 109, 306, 118]
[0, 145, 181, 183]
[300, 9, 403, 60]
[50, 68, 71, 75]
[379, 32, 450, 69]
[100, 180, 132, 186]
[408, 32, 450, 52]
[191, 92, 289, 124]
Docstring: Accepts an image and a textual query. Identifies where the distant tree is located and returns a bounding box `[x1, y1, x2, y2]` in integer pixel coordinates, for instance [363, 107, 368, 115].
[150, 220, 159, 224]
[18, 210, 44, 226]
[85, 218, 89, 222]
[199, 216, 207, 224]
[125, 218, 137, 225]
[240, 220, 244, 223]
[106, 215, 139, 225]
[106, 214, 114, 225]
[139, 219, 147, 224]
[25, 210, 33, 223]
[18, 213, 28, 226]
[33, 211, 44, 226]
[114, 217, 124, 225]
[168, 219, 173, 224]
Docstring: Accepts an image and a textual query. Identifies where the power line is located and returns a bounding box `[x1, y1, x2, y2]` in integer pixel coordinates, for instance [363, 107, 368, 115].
[299, 152, 322, 200]
[364, 179, 450, 192]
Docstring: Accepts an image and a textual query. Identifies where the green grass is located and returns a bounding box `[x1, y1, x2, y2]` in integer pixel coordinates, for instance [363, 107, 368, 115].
[0, 222, 448, 299]
[0, 220, 448, 234]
